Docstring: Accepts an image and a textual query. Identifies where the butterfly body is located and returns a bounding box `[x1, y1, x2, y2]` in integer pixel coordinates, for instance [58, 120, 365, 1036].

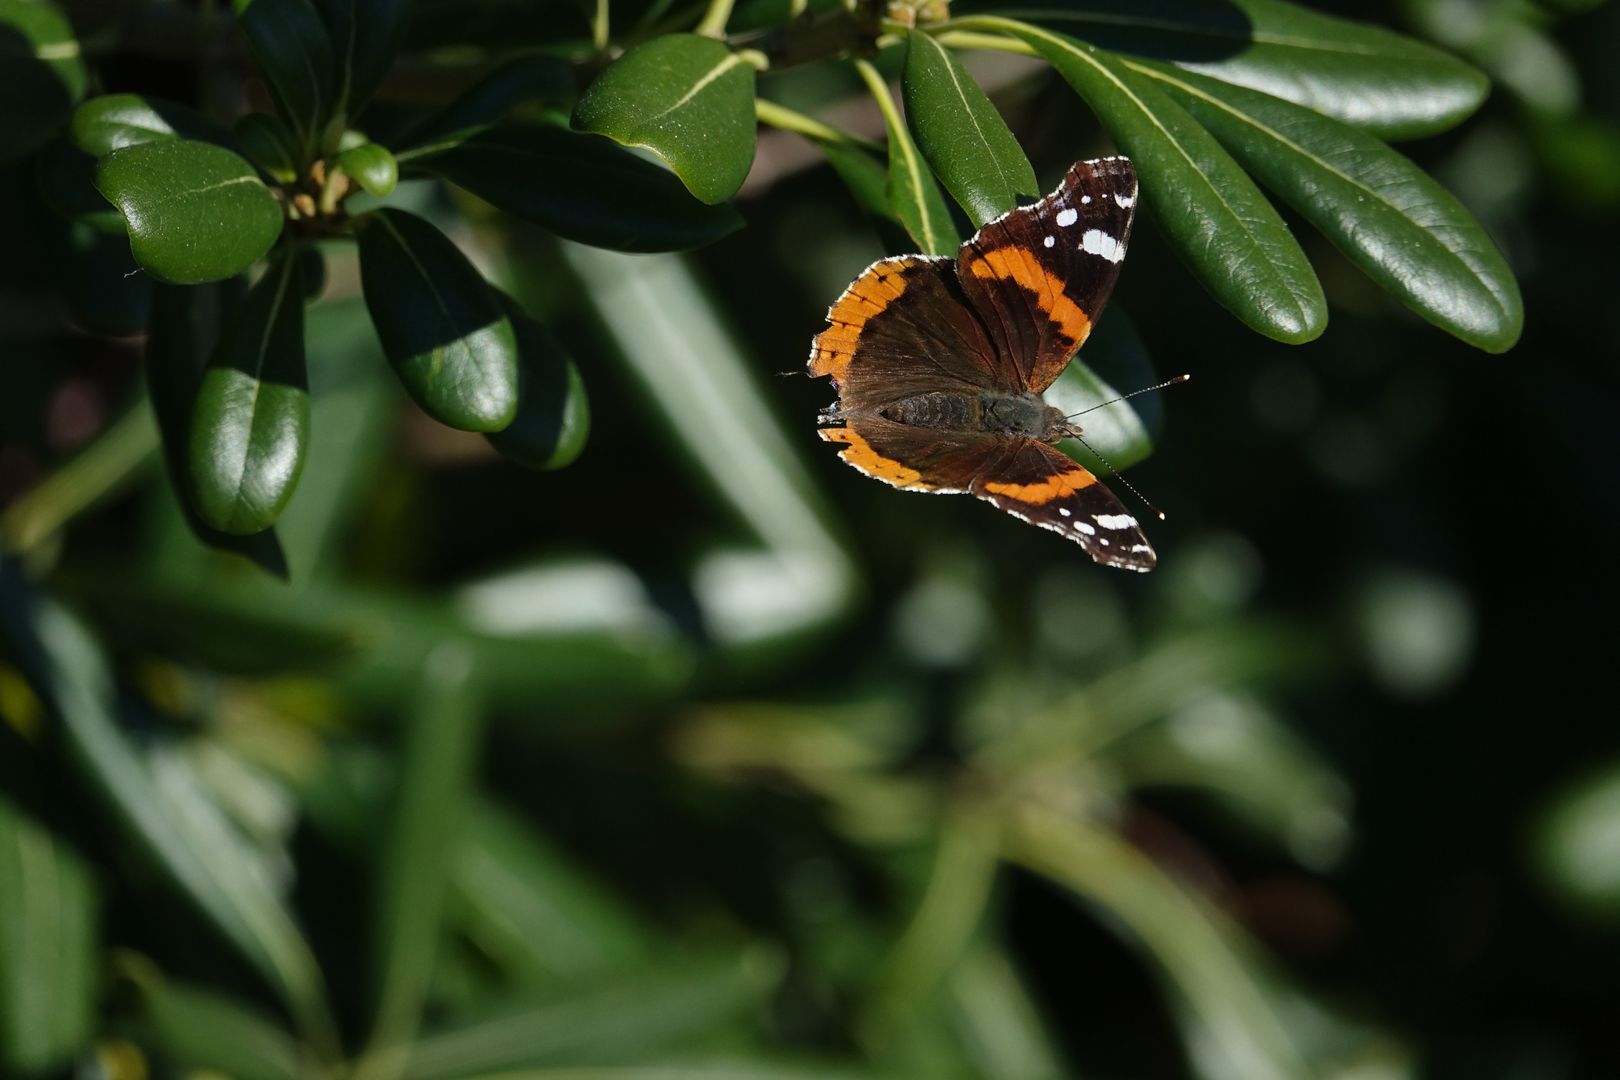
[809, 156, 1158, 572]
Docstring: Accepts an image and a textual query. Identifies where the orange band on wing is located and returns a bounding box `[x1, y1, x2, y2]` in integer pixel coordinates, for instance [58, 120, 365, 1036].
[964, 246, 1092, 348]
[810, 258, 916, 383]
[980, 466, 1096, 503]
[820, 426, 936, 490]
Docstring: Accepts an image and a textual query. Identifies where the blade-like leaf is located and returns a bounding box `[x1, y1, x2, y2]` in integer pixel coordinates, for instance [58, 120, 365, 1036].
[356, 208, 519, 431]
[402, 54, 574, 146]
[997, 0, 1488, 139]
[1043, 313, 1157, 472]
[362, 646, 482, 1074]
[189, 251, 311, 535]
[985, 19, 1325, 343]
[122, 960, 304, 1080]
[903, 30, 1038, 226]
[233, 0, 337, 154]
[0, 793, 98, 1075]
[405, 123, 743, 252]
[232, 112, 302, 183]
[147, 283, 290, 575]
[484, 298, 590, 471]
[573, 33, 757, 205]
[1131, 60, 1523, 352]
[95, 139, 285, 285]
[854, 59, 959, 256]
[319, 0, 410, 116]
[0, 0, 86, 163]
[70, 93, 226, 156]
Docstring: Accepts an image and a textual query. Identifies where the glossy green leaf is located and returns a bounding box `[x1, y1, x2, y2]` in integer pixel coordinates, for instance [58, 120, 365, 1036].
[903, 31, 1038, 226]
[998, 0, 1488, 139]
[95, 139, 285, 285]
[35, 138, 123, 232]
[189, 252, 311, 535]
[1, 595, 333, 1049]
[122, 961, 303, 1080]
[233, 112, 301, 182]
[485, 301, 590, 471]
[233, 0, 337, 153]
[336, 140, 398, 195]
[1133, 61, 1523, 352]
[319, 0, 410, 115]
[855, 59, 959, 256]
[0, 0, 86, 163]
[403, 54, 574, 146]
[0, 793, 98, 1075]
[364, 646, 482, 1069]
[573, 33, 757, 205]
[147, 283, 289, 576]
[407, 123, 743, 252]
[356, 208, 519, 431]
[70, 93, 224, 156]
[990, 19, 1325, 343]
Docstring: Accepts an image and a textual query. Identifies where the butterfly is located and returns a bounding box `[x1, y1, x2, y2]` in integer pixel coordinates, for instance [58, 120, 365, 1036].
[809, 155, 1156, 571]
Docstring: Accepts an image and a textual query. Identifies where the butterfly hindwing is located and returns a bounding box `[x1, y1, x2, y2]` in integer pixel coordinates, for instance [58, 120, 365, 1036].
[819, 414, 1002, 494]
[957, 157, 1137, 393]
[970, 439, 1157, 571]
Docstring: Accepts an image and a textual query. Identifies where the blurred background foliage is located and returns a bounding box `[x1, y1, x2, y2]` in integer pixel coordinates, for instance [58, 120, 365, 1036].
[3, 0, 1620, 1078]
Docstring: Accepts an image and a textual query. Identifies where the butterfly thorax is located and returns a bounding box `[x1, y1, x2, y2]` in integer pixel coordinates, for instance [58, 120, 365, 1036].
[877, 389, 1070, 442]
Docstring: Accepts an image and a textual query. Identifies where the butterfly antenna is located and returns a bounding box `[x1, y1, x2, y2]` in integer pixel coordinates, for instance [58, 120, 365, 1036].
[1073, 434, 1166, 521]
[1065, 373, 1190, 421]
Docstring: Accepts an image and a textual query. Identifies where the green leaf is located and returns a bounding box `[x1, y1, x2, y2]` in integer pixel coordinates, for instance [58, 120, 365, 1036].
[356, 208, 519, 431]
[0, 0, 87, 163]
[336, 140, 398, 195]
[0, 793, 98, 1075]
[854, 59, 959, 256]
[362, 646, 482, 1069]
[233, 0, 337, 154]
[147, 283, 290, 575]
[95, 139, 285, 285]
[484, 301, 590, 471]
[232, 112, 302, 183]
[403, 54, 574, 146]
[70, 93, 224, 156]
[35, 138, 123, 232]
[122, 960, 304, 1080]
[407, 123, 744, 253]
[1132, 61, 1523, 352]
[573, 33, 757, 205]
[991, 20, 1325, 343]
[903, 31, 1038, 226]
[1042, 317, 1157, 472]
[189, 252, 311, 535]
[0, 592, 334, 1050]
[318, 0, 411, 116]
[1001, 0, 1488, 139]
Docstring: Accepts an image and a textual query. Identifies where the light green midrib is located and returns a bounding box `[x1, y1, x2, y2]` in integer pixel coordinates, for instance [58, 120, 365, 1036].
[925, 33, 1027, 209]
[856, 59, 945, 254]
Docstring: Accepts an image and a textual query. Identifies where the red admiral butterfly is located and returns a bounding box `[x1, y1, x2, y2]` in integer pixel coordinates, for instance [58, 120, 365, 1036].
[810, 156, 1158, 571]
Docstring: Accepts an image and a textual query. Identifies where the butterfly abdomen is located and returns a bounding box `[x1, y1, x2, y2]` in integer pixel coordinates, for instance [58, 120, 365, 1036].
[878, 391, 978, 430]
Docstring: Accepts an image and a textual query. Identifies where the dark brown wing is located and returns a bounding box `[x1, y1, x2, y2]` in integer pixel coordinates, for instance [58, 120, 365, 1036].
[819, 414, 1004, 494]
[809, 254, 1000, 412]
[956, 157, 1138, 393]
[970, 438, 1156, 571]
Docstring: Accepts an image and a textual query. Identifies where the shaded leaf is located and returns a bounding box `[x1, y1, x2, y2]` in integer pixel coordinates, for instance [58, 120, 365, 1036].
[854, 59, 959, 256]
[122, 958, 304, 1080]
[1000, 0, 1488, 139]
[903, 30, 1038, 226]
[484, 300, 590, 471]
[407, 123, 743, 252]
[233, 112, 302, 183]
[403, 54, 574, 146]
[1133, 61, 1523, 352]
[0, 793, 98, 1075]
[233, 0, 337, 153]
[336, 140, 398, 195]
[356, 208, 519, 431]
[95, 139, 285, 285]
[573, 33, 757, 205]
[319, 0, 411, 116]
[189, 252, 311, 535]
[70, 93, 224, 156]
[54, 220, 153, 337]
[991, 19, 1325, 343]
[0, 0, 86, 163]
[35, 138, 123, 232]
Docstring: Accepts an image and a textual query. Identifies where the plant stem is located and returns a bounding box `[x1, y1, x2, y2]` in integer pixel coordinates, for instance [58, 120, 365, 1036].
[930, 28, 1037, 56]
[852, 57, 905, 139]
[592, 0, 610, 49]
[695, 0, 736, 37]
[1, 403, 159, 558]
[755, 98, 886, 154]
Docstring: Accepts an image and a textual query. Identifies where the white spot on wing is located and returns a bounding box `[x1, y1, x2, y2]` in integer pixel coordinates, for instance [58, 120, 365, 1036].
[1058, 507, 1071, 517]
[1114, 192, 1136, 208]
[1080, 195, 1092, 204]
[1075, 521, 1096, 535]
[1095, 513, 1136, 530]
[1043, 235, 1055, 248]
[1080, 230, 1124, 263]
[1055, 208, 1078, 227]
